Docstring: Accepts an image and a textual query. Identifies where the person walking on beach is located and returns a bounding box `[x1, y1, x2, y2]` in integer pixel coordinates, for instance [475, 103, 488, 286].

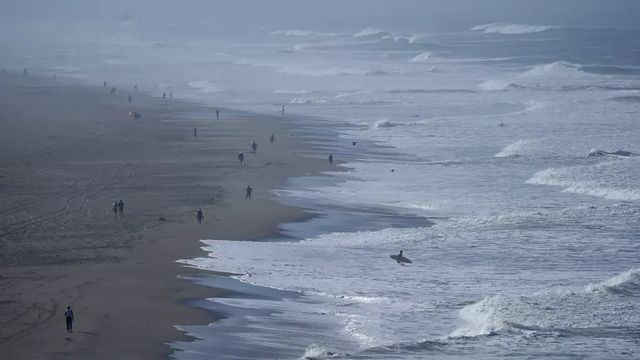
[270, 134, 274, 144]
[251, 141, 258, 153]
[196, 208, 204, 224]
[23, 68, 28, 77]
[53, 74, 56, 82]
[194, 127, 197, 138]
[169, 92, 173, 100]
[65, 306, 74, 333]
[110, 86, 116, 95]
[112, 201, 118, 218]
[238, 152, 245, 166]
[117, 199, 124, 217]
[103, 80, 107, 88]
[328, 153, 333, 165]
[245, 185, 253, 199]
[162, 92, 166, 99]
[128, 94, 132, 103]
[216, 108, 220, 119]
[280, 105, 286, 119]
[134, 84, 138, 92]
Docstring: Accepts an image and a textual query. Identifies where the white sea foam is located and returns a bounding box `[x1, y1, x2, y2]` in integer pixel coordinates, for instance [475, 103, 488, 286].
[411, 52, 431, 63]
[479, 61, 592, 91]
[471, 22, 560, 35]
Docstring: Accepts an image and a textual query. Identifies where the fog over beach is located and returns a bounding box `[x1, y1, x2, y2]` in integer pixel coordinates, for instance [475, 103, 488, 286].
[1, 1, 640, 359]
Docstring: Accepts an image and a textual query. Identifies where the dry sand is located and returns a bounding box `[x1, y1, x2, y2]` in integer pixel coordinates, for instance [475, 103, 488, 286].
[0, 75, 329, 359]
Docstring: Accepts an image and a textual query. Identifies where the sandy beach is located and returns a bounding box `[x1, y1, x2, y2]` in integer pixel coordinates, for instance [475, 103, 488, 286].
[0, 74, 329, 359]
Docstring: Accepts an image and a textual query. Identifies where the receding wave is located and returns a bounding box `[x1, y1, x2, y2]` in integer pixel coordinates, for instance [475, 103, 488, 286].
[471, 22, 560, 35]
[451, 269, 640, 338]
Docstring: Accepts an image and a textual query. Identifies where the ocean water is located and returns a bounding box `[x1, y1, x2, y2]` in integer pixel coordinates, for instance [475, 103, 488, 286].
[5, 22, 640, 359]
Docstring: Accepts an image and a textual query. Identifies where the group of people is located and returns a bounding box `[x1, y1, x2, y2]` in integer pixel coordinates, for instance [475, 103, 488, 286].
[112, 200, 125, 218]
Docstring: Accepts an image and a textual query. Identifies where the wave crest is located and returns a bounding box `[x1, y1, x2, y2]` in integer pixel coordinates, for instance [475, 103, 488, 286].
[471, 22, 560, 35]
[452, 269, 640, 338]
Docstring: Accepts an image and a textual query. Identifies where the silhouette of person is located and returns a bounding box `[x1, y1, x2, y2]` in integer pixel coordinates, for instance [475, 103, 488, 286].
[238, 152, 245, 166]
[194, 127, 197, 138]
[112, 201, 118, 218]
[270, 134, 274, 144]
[65, 306, 74, 333]
[216, 108, 220, 119]
[134, 84, 138, 91]
[196, 208, 204, 224]
[117, 199, 124, 217]
[245, 185, 253, 199]
[169, 92, 173, 100]
[128, 94, 132, 103]
[162, 92, 166, 99]
[251, 141, 257, 153]
[103, 80, 107, 88]
[328, 153, 333, 165]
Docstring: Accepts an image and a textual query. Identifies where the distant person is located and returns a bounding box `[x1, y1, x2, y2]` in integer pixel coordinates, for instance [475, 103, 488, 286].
[128, 94, 132, 103]
[398, 250, 403, 258]
[117, 199, 124, 217]
[103, 80, 107, 88]
[169, 92, 173, 100]
[112, 201, 118, 218]
[238, 152, 245, 166]
[328, 153, 333, 165]
[245, 185, 253, 199]
[194, 127, 197, 138]
[53, 74, 56, 82]
[352, 141, 357, 146]
[64, 306, 74, 333]
[2, 68, 6, 76]
[280, 105, 286, 119]
[23, 68, 28, 77]
[270, 134, 274, 144]
[499, 121, 504, 127]
[251, 141, 257, 153]
[216, 108, 220, 119]
[162, 92, 166, 99]
[134, 84, 138, 92]
[110, 87, 116, 95]
[196, 208, 204, 224]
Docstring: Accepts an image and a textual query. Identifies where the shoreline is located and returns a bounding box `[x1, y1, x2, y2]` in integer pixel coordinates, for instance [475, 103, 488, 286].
[0, 74, 332, 359]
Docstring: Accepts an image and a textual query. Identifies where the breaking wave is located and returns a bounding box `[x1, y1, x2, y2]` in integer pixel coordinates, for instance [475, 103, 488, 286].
[526, 158, 640, 201]
[471, 22, 560, 35]
[452, 269, 640, 338]
[353, 27, 390, 38]
[479, 61, 600, 91]
[411, 52, 431, 63]
[272, 29, 338, 37]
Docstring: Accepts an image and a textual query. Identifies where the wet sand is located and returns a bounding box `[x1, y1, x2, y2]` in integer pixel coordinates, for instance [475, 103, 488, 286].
[0, 75, 328, 359]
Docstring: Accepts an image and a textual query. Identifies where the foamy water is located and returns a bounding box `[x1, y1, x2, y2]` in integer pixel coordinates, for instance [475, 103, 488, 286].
[6, 21, 640, 359]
